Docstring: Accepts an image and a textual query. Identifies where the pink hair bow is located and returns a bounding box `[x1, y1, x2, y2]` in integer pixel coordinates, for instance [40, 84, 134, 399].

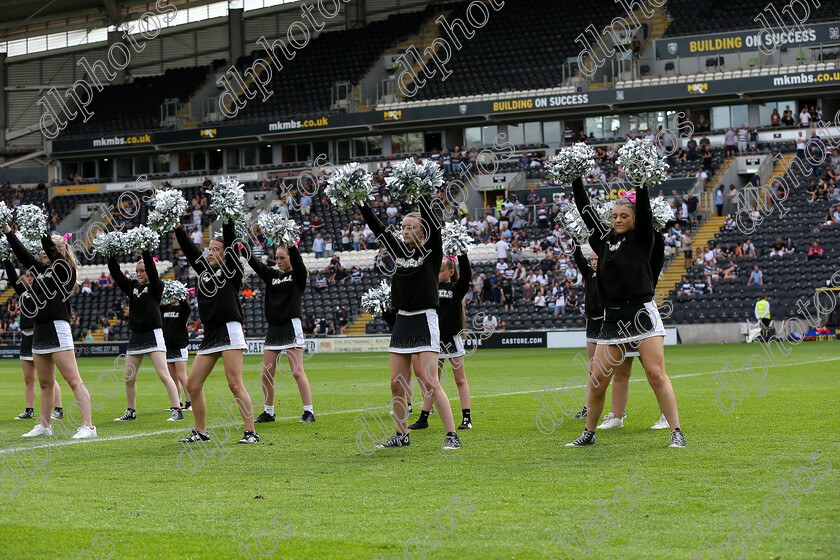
[186, 288, 196, 295]
[618, 190, 636, 203]
[237, 243, 244, 249]
[63, 233, 72, 242]
[153, 257, 159, 263]
[294, 237, 301, 248]
[447, 255, 456, 261]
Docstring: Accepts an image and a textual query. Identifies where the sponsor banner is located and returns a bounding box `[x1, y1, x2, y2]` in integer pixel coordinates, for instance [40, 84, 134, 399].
[52, 184, 100, 195]
[315, 336, 391, 353]
[545, 328, 678, 348]
[656, 22, 840, 59]
[91, 133, 152, 148]
[0, 346, 21, 359]
[463, 331, 547, 350]
[74, 342, 126, 356]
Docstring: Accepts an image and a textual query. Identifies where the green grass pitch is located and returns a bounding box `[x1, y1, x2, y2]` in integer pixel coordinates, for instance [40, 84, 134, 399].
[0, 343, 838, 559]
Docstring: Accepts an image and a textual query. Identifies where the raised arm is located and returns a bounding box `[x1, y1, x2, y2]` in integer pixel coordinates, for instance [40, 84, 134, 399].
[5, 231, 45, 271]
[179, 300, 191, 323]
[455, 255, 471, 298]
[142, 250, 162, 295]
[419, 196, 442, 263]
[572, 246, 593, 279]
[359, 202, 386, 238]
[107, 255, 133, 295]
[174, 226, 203, 267]
[289, 245, 307, 290]
[3, 260, 23, 295]
[634, 185, 653, 248]
[572, 178, 599, 233]
[222, 219, 244, 278]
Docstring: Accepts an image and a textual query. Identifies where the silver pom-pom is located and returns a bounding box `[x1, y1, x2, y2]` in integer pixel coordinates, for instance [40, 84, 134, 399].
[596, 200, 614, 229]
[441, 222, 474, 256]
[0, 202, 13, 229]
[162, 279, 189, 302]
[651, 197, 675, 230]
[385, 159, 444, 202]
[545, 143, 596, 184]
[325, 163, 374, 211]
[210, 177, 247, 223]
[125, 226, 160, 253]
[0, 236, 11, 261]
[126, 271, 137, 281]
[554, 205, 593, 245]
[617, 138, 669, 188]
[361, 280, 392, 316]
[258, 214, 300, 248]
[214, 220, 252, 244]
[148, 189, 188, 232]
[91, 230, 126, 256]
[16, 205, 48, 240]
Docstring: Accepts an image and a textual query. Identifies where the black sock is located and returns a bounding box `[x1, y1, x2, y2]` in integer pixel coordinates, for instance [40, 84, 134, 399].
[54, 407, 62, 412]
[25, 407, 33, 413]
[419, 410, 430, 420]
[462, 408, 471, 420]
[128, 408, 135, 412]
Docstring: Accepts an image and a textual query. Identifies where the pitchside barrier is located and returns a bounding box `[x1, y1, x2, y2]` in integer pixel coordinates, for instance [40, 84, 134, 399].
[0, 329, 678, 358]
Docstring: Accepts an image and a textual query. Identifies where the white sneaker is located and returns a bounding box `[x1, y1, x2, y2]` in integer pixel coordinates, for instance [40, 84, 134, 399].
[651, 413, 670, 430]
[597, 412, 624, 430]
[22, 423, 53, 437]
[71, 425, 98, 439]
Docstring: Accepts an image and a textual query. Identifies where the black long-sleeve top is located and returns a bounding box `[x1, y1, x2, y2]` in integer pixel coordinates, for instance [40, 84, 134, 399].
[6, 232, 74, 324]
[437, 255, 471, 337]
[108, 251, 163, 333]
[572, 247, 603, 320]
[247, 245, 306, 325]
[572, 178, 655, 308]
[4, 260, 34, 331]
[161, 300, 190, 349]
[175, 220, 244, 331]
[360, 196, 442, 312]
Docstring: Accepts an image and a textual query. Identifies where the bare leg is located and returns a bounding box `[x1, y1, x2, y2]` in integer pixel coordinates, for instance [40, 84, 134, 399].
[124, 354, 142, 410]
[448, 355, 470, 410]
[637, 336, 680, 429]
[22, 359, 36, 408]
[53, 377, 62, 408]
[32, 354, 55, 429]
[185, 354, 218, 432]
[389, 353, 412, 433]
[259, 349, 281, 410]
[221, 349, 254, 433]
[52, 350, 94, 428]
[285, 348, 312, 407]
[610, 355, 634, 418]
[584, 344, 624, 432]
[148, 351, 182, 408]
[415, 351, 456, 432]
[168, 361, 189, 403]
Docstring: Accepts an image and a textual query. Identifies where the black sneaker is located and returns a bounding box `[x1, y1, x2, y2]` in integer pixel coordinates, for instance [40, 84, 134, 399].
[376, 432, 410, 448]
[183, 402, 192, 412]
[669, 428, 687, 448]
[408, 403, 413, 414]
[572, 406, 588, 419]
[164, 404, 184, 412]
[237, 431, 260, 444]
[14, 409, 34, 420]
[443, 432, 462, 450]
[458, 418, 472, 430]
[254, 411, 275, 423]
[177, 429, 210, 443]
[299, 411, 315, 423]
[51, 408, 64, 420]
[565, 430, 596, 447]
[114, 409, 136, 421]
[408, 417, 429, 430]
[168, 409, 184, 422]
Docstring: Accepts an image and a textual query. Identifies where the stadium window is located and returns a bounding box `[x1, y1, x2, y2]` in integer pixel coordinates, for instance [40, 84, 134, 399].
[227, 147, 241, 170]
[116, 159, 132, 180]
[243, 145, 258, 167]
[730, 105, 748, 128]
[584, 117, 604, 139]
[507, 124, 524, 146]
[134, 156, 151, 177]
[367, 136, 382, 157]
[464, 127, 481, 149]
[99, 159, 113, 181]
[193, 151, 206, 171]
[605, 115, 620, 135]
[352, 138, 367, 157]
[178, 152, 193, 171]
[282, 145, 297, 163]
[481, 126, 498, 147]
[47, 32, 68, 50]
[338, 140, 351, 161]
[406, 132, 423, 153]
[543, 121, 561, 146]
[523, 122, 541, 144]
[711, 106, 731, 130]
[296, 143, 311, 162]
[312, 141, 330, 161]
[153, 154, 170, 174]
[62, 162, 79, 181]
[259, 145, 273, 165]
[27, 36, 47, 53]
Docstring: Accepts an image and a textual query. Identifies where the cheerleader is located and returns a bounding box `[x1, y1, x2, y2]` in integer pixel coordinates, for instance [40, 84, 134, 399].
[4, 226, 97, 439]
[566, 179, 685, 447]
[409, 254, 472, 430]
[5, 260, 63, 421]
[360, 197, 461, 449]
[161, 291, 192, 412]
[595, 232, 670, 431]
[174, 220, 258, 444]
[110, 251, 184, 421]
[247, 243, 315, 424]
[569, 246, 600, 420]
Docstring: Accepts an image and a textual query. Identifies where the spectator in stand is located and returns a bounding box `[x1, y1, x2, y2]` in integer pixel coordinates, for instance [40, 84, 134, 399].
[748, 125, 758, 152]
[747, 265, 764, 286]
[686, 135, 698, 160]
[824, 203, 840, 226]
[807, 241, 825, 260]
[721, 259, 739, 280]
[312, 233, 325, 258]
[727, 185, 739, 215]
[324, 234, 334, 257]
[482, 312, 498, 332]
[501, 275, 514, 311]
[299, 193, 312, 217]
[701, 145, 713, 173]
[769, 237, 785, 257]
[800, 106, 812, 127]
[797, 131, 807, 159]
[340, 227, 351, 252]
[715, 186, 725, 216]
[534, 288, 547, 309]
[782, 106, 795, 126]
[677, 275, 693, 298]
[724, 127, 736, 157]
[97, 272, 113, 288]
[695, 114, 710, 132]
[736, 124, 748, 155]
[80, 279, 93, 295]
[771, 108, 781, 126]
[314, 274, 327, 290]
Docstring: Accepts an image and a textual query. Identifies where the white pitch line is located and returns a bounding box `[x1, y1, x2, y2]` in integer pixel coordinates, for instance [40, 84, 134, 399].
[2, 356, 837, 455]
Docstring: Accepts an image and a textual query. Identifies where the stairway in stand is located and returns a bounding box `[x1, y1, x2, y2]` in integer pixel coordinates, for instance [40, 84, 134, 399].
[344, 312, 373, 335]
